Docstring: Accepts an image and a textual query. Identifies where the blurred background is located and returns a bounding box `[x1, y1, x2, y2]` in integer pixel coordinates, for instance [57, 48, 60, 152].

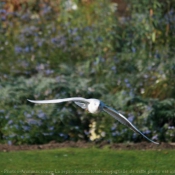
[0, 0, 175, 145]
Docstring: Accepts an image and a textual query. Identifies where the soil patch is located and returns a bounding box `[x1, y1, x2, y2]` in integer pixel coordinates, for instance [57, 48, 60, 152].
[0, 141, 175, 152]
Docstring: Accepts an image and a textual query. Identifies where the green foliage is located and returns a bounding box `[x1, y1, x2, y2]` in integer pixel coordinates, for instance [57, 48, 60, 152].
[0, 0, 175, 144]
[149, 98, 175, 142]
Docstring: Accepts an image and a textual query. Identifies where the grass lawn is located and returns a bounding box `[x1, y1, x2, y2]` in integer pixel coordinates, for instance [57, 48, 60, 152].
[0, 147, 175, 175]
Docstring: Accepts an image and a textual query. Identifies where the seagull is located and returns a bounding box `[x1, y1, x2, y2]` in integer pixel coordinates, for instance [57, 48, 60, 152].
[27, 97, 159, 144]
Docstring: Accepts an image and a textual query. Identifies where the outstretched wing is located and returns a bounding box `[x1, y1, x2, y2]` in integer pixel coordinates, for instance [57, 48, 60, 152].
[27, 97, 89, 105]
[103, 105, 159, 144]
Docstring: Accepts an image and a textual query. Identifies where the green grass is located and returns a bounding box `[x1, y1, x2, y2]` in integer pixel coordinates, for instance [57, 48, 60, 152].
[0, 148, 175, 175]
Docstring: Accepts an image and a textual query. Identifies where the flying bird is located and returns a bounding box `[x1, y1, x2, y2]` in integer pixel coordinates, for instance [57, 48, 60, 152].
[27, 97, 159, 144]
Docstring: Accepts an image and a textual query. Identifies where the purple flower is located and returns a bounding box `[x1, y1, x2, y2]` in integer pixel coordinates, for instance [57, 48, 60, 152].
[128, 114, 135, 122]
[45, 69, 54, 75]
[97, 36, 103, 42]
[37, 111, 47, 120]
[112, 131, 120, 136]
[129, 90, 134, 97]
[7, 140, 12, 145]
[9, 134, 16, 138]
[143, 130, 151, 135]
[84, 130, 89, 135]
[124, 78, 129, 83]
[5, 115, 9, 119]
[15, 46, 23, 53]
[111, 123, 117, 131]
[111, 66, 116, 72]
[75, 126, 79, 130]
[21, 13, 30, 21]
[168, 126, 175, 130]
[14, 124, 20, 129]
[0, 9, 7, 14]
[74, 36, 81, 41]
[144, 74, 149, 78]
[24, 46, 30, 53]
[42, 6, 51, 15]
[59, 133, 65, 137]
[22, 126, 30, 131]
[49, 126, 54, 131]
[132, 132, 137, 139]
[112, 132, 117, 136]
[131, 47, 136, 53]
[51, 36, 67, 48]
[51, 37, 57, 44]
[28, 119, 41, 126]
[34, 37, 44, 47]
[126, 82, 131, 88]
[68, 28, 78, 35]
[84, 26, 93, 32]
[38, 40, 43, 47]
[154, 51, 161, 59]
[7, 120, 13, 125]
[43, 132, 53, 136]
[1, 16, 6, 21]
[24, 112, 32, 118]
[0, 109, 5, 113]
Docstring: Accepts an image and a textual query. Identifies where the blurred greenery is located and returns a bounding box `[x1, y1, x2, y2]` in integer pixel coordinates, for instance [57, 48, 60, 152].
[0, 0, 175, 144]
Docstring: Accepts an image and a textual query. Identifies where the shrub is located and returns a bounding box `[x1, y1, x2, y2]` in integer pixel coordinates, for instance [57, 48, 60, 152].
[0, 0, 175, 144]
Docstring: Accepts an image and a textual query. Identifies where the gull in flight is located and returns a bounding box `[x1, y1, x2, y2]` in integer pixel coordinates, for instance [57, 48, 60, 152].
[27, 97, 159, 144]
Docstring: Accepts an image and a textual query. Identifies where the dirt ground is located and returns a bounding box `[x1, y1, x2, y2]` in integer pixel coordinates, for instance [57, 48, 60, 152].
[0, 141, 175, 152]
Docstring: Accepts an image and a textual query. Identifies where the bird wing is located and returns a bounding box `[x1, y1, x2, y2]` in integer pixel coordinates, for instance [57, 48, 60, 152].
[74, 101, 87, 109]
[103, 105, 159, 144]
[27, 97, 90, 104]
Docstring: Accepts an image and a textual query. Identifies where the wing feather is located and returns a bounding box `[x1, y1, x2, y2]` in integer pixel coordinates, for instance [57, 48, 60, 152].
[103, 106, 159, 144]
[27, 97, 89, 104]
[74, 101, 87, 109]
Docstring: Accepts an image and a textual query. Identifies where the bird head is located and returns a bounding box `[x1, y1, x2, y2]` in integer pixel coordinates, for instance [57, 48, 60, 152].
[87, 99, 102, 113]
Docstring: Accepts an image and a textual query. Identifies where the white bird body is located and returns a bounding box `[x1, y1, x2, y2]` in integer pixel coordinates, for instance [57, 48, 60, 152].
[27, 97, 159, 144]
[87, 98, 102, 113]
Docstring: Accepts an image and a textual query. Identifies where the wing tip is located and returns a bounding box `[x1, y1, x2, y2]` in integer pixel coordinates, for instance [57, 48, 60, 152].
[153, 141, 159, 145]
[27, 99, 35, 103]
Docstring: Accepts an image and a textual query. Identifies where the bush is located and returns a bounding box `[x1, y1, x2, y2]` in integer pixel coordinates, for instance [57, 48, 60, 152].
[0, 0, 175, 144]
